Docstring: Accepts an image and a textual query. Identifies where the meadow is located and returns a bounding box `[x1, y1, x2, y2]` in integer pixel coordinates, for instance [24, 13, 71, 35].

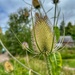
[0, 48, 75, 75]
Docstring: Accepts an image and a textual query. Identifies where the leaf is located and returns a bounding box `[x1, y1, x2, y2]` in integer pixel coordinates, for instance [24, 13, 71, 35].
[49, 52, 62, 75]
[54, 26, 60, 42]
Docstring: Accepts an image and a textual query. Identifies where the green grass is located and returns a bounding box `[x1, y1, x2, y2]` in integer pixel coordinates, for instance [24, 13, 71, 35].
[0, 55, 75, 75]
[63, 59, 75, 68]
[60, 47, 75, 59]
[0, 56, 47, 75]
[0, 58, 29, 75]
[62, 59, 75, 75]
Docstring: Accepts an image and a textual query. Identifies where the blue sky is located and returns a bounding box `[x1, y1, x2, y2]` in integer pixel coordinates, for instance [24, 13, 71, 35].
[0, 0, 75, 32]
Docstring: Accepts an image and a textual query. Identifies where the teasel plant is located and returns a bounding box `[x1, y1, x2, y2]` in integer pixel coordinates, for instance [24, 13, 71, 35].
[0, 0, 66, 75]
[31, 0, 63, 75]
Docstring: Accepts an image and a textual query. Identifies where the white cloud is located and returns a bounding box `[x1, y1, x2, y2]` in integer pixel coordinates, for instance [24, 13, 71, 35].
[0, 0, 75, 32]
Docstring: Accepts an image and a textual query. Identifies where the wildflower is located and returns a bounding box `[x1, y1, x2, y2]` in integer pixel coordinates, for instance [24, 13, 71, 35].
[4, 61, 14, 73]
[22, 42, 29, 50]
[32, 0, 40, 9]
[53, 0, 59, 4]
[32, 13, 53, 53]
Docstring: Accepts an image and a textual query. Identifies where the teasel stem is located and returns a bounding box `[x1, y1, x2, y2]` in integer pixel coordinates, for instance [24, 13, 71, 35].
[26, 51, 30, 67]
[53, 14, 66, 52]
[50, 34, 55, 53]
[39, 0, 52, 25]
[54, 3, 57, 26]
[44, 53, 52, 75]
[50, 3, 58, 53]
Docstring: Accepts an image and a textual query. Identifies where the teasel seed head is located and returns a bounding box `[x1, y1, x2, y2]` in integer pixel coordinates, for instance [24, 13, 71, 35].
[32, 0, 40, 9]
[32, 13, 54, 53]
[4, 61, 14, 73]
[53, 0, 59, 4]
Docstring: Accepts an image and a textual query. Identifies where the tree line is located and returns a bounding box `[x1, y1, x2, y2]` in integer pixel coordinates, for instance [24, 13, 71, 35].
[60, 20, 75, 40]
[0, 8, 75, 55]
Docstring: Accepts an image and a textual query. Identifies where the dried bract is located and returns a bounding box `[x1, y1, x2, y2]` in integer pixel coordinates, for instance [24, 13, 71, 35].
[4, 61, 14, 73]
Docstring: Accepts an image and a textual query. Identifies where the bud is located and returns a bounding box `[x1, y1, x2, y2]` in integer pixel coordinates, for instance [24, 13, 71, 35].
[4, 61, 14, 73]
[22, 42, 29, 50]
[32, 0, 40, 9]
[53, 0, 59, 4]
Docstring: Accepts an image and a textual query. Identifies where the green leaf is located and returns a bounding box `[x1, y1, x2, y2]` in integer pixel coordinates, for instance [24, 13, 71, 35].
[49, 52, 62, 75]
[54, 26, 60, 42]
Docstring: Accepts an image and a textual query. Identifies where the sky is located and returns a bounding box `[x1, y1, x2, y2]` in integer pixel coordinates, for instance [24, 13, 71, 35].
[0, 0, 75, 32]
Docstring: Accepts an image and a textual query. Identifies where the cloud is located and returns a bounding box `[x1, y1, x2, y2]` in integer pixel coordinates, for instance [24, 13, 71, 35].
[59, 0, 75, 23]
[45, 0, 75, 25]
[0, 0, 75, 32]
[0, 0, 26, 30]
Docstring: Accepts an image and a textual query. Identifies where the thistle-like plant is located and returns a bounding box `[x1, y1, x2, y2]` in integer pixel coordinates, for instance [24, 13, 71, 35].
[31, 0, 63, 75]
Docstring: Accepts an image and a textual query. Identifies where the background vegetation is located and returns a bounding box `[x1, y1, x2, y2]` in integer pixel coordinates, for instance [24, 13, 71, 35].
[0, 0, 75, 75]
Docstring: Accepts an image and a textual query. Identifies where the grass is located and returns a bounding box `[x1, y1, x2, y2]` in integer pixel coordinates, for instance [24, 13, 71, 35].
[0, 55, 75, 75]
[60, 47, 75, 59]
[0, 57, 28, 75]
[0, 56, 47, 75]
[62, 59, 75, 75]
[63, 59, 75, 68]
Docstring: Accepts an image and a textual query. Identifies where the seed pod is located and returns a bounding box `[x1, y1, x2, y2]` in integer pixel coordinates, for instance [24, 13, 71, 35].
[4, 61, 14, 73]
[32, 0, 40, 9]
[53, 0, 59, 4]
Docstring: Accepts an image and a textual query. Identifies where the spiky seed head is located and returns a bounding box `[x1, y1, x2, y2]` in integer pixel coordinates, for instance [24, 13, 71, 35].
[53, 0, 59, 4]
[32, 14, 53, 53]
[32, 0, 40, 9]
[4, 61, 14, 73]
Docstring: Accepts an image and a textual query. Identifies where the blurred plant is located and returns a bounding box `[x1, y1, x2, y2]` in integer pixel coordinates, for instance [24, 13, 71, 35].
[4, 8, 33, 55]
[4, 61, 14, 73]
[22, 42, 29, 50]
